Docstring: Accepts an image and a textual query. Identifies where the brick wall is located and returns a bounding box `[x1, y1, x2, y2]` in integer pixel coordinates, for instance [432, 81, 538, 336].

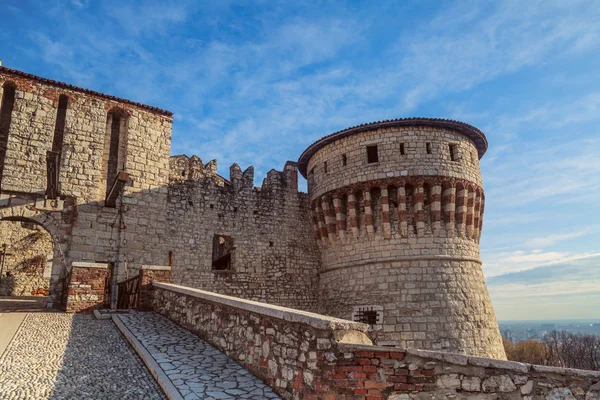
[63, 262, 109, 312]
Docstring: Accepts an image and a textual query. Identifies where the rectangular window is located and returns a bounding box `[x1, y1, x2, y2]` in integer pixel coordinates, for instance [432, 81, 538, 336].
[341, 154, 347, 166]
[449, 144, 458, 161]
[352, 305, 384, 328]
[367, 145, 379, 163]
[309, 167, 314, 176]
[400, 143, 405, 155]
[212, 234, 234, 271]
[323, 161, 328, 174]
[426, 143, 432, 154]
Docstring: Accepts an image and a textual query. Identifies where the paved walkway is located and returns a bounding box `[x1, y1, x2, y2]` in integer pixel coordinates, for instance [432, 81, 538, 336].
[0, 313, 166, 400]
[116, 312, 280, 400]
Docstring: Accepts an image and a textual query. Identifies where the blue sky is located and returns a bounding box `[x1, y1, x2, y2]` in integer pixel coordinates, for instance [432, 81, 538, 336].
[1, 0, 599, 320]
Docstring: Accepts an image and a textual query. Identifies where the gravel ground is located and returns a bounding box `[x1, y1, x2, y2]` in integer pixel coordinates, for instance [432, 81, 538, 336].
[0, 313, 166, 400]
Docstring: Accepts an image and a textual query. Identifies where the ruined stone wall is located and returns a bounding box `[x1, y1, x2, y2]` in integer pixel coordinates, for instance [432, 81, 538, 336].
[150, 282, 600, 400]
[0, 67, 173, 306]
[166, 155, 320, 311]
[300, 123, 505, 359]
[0, 220, 53, 296]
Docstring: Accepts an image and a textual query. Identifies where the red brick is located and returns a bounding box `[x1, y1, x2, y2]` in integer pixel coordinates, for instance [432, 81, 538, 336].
[374, 351, 390, 358]
[389, 352, 406, 360]
[362, 366, 377, 373]
[357, 351, 375, 358]
[365, 381, 389, 389]
[350, 372, 367, 380]
[337, 366, 363, 373]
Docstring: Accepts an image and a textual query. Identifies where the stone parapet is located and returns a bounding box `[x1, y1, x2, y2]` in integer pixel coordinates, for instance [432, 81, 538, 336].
[148, 283, 600, 399]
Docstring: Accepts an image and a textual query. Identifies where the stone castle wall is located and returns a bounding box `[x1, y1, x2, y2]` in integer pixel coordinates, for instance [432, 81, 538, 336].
[299, 123, 505, 359]
[165, 155, 320, 311]
[0, 66, 173, 306]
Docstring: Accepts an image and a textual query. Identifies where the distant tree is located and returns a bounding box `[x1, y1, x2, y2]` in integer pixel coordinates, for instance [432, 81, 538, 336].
[503, 331, 600, 371]
[503, 338, 549, 365]
[543, 330, 600, 371]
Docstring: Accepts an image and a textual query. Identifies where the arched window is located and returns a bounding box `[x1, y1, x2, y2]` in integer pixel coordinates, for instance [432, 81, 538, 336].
[102, 108, 128, 198]
[0, 81, 16, 188]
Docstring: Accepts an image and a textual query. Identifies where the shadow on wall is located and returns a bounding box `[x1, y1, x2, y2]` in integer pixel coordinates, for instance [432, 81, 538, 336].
[0, 159, 318, 313]
[0, 220, 53, 298]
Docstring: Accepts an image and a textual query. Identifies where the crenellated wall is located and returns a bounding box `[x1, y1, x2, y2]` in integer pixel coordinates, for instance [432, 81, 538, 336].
[165, 155, 320, 311]
[298, 120, 505, 359]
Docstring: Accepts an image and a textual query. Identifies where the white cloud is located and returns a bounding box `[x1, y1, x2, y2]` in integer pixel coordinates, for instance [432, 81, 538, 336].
[483, 251, 600, 277]
[525, 231, 592, 247]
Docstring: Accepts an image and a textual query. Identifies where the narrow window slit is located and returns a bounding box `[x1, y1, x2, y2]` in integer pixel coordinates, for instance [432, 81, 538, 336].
[367, 145, 378, 163]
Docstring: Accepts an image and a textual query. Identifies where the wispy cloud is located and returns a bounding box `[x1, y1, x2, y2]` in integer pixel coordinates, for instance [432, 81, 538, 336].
[2, 0, 600, 319]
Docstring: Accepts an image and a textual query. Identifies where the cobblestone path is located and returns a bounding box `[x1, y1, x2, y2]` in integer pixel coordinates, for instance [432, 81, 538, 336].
[0, 313, 166, 400]
[117, 312, 280, 400]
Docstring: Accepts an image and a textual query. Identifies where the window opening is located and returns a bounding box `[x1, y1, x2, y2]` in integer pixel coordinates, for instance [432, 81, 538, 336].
[0, 81, 16, 187]
[323, 161, 328, 174]
[212, 234, 233, 271]
[426, 143, 432, 154]
[400, 143, 405, 155]
[367, 145, 378, 163]
[449, 144, 458, 161]
[352, 305, 383, 328]
[341, 154, 347, 166]
[52, 95, 68, 160]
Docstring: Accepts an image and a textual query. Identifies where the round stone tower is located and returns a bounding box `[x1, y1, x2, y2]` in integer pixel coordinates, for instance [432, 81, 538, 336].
[298, 118, 506, 359]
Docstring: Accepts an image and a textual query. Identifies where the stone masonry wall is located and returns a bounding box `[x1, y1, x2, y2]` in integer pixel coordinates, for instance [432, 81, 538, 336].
[0, 220, 53, 296]
[150, 282, 600, 400]
[0, 66, 173, 306]
[166, 156, 320, 311]
[300, 123, 504, 359]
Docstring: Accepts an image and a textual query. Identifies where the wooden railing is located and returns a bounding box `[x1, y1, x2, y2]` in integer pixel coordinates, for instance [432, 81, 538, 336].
[116, 274, 141, 309]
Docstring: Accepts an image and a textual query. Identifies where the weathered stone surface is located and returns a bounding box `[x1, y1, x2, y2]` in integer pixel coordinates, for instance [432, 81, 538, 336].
[482, 375, 517, 393]
[462, 376, 482, 392]
[521, 380, 534, 395]
[438, 374, 462, 389]
[546, 387, 577, 400]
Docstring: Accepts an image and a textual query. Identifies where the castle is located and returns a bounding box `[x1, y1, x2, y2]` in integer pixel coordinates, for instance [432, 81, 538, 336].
[0, 65, 506, 359]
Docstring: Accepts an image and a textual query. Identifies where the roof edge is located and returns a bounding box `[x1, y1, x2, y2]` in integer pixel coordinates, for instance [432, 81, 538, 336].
[0, 66, 173, 117]
[297, 118, 488, 178]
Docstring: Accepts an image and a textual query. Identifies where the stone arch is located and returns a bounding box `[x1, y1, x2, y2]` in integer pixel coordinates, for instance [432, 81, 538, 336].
[0, 200, 71, 308]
